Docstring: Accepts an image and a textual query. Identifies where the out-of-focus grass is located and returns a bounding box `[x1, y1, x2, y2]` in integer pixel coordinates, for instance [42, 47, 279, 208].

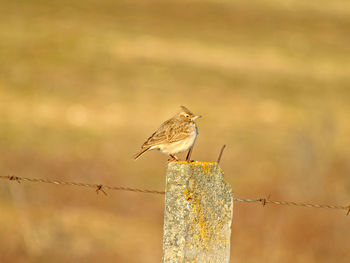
[1, 0, 350, 262]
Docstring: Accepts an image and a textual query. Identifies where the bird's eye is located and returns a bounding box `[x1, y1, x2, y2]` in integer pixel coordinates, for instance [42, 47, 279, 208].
[185, 114, 190, 118]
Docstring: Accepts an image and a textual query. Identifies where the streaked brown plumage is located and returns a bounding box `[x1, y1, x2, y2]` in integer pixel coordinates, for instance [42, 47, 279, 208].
[134, 106, 201, 160]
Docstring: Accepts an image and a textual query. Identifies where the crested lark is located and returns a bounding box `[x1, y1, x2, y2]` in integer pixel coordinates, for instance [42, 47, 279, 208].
[134, 106, 201, 161]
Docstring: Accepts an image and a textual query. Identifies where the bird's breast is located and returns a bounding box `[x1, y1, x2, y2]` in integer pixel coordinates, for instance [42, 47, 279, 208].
[159, 130, 197, 154]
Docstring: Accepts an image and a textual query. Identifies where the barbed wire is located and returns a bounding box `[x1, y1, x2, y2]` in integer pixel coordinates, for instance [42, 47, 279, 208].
[0, 175, 349, 215]
[233, 197, 350, 215]
[0, 175, 165, 195]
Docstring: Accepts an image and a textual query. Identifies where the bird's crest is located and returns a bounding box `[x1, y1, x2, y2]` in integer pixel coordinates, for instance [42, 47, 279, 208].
[180, 106, 194, 115]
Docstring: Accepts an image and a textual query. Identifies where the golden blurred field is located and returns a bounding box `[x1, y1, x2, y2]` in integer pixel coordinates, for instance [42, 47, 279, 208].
[1, 0, 350, 262]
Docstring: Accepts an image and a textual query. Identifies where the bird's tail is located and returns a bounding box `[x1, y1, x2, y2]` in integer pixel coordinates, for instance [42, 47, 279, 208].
[134, 147, 150, 160]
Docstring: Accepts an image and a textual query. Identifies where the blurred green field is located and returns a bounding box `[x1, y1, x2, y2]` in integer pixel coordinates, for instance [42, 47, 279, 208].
[1, 0, 350, 262]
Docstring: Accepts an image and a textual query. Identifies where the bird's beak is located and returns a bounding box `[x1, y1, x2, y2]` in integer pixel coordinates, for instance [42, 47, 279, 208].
[193, 115, 202, 120]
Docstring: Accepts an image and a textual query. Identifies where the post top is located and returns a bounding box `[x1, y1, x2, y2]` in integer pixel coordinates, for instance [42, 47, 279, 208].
[167, 161, 222, 173]
[167, 161, 217, 166]
[168, 161, 217, 164]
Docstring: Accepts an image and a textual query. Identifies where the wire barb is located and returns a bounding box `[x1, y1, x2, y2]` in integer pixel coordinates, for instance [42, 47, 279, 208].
[259, 198, 267, 206]
[96, 184, 107, 195]
[9, 175, 21, 183]
[258, 194, 271, 207]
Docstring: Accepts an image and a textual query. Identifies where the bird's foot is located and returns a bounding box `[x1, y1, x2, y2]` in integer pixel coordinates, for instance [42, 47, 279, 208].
[168, 154, 179, 162]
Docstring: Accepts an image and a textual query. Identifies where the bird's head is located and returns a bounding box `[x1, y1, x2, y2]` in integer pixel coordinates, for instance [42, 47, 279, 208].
[178, 106, 202, 122]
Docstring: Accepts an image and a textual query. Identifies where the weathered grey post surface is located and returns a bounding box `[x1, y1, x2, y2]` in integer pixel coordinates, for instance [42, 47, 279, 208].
[163, 161, 233, 263]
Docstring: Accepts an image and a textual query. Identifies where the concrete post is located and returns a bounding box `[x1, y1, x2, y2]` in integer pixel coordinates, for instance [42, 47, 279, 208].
[163, 161, 233, 263]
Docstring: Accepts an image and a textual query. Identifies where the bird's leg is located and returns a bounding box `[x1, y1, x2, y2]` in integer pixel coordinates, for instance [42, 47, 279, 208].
[168, 154, 179, 161]
[186, 146, 194, 162]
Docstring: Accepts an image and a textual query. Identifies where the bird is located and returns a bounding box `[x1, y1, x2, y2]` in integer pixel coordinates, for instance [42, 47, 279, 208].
[134, 106, 201, 161]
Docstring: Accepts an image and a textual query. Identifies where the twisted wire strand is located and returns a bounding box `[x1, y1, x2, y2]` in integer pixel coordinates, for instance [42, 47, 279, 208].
[1, 175, 349, 214]
[233, 197, 349, 212]
[0, 175, 165, 195]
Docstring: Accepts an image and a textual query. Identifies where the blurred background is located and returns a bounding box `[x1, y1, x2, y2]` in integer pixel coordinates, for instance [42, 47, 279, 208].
[1, 0, 350, 262]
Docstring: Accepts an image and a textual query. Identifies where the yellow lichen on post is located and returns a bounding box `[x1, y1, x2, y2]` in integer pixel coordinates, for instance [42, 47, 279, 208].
[163, 161, 233, 263]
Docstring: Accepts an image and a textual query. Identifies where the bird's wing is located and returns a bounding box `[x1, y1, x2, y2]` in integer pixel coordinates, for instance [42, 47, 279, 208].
[142, 130, 168, 148]
[141, 119, 190, 148]
[141, 119, 173, 148]
[166, 122, 191, 143]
